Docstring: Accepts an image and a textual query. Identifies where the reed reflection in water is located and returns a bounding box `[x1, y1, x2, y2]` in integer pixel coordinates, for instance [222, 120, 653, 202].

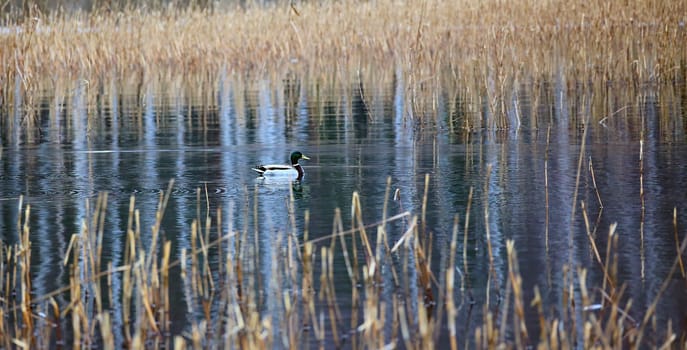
[0, 73, 686, 347]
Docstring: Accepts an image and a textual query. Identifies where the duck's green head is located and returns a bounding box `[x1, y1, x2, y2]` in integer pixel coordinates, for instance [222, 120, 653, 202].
[290, 151, 310, 165]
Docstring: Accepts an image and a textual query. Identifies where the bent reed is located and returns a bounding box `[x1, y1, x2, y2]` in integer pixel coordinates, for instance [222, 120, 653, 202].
[1, 0, 685, 131]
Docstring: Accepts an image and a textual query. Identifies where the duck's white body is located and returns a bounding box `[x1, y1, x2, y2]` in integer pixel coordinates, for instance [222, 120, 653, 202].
[252, 165, 300, 179]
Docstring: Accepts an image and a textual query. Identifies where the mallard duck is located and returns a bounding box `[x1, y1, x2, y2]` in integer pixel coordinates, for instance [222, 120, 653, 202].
[252, 151, 311, 181]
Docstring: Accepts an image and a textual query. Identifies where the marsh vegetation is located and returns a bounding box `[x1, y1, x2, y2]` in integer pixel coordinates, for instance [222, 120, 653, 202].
[0, 0, 686, 348]
[1, 0, 685, 137]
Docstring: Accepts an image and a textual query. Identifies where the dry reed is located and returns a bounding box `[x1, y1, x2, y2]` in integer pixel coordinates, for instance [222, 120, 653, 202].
[1, 171, 685, 349]
[0, 0, 685, 135]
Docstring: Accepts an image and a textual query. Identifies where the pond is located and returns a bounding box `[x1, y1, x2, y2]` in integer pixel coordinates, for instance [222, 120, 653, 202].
[1, 75, 686, 347]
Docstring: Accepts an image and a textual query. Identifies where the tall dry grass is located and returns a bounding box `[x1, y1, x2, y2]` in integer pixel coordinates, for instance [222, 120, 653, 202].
[0, 0, 685, 131]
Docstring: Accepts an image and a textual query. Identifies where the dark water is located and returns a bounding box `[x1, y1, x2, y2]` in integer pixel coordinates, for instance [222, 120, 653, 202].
[1, 76, 687, 347]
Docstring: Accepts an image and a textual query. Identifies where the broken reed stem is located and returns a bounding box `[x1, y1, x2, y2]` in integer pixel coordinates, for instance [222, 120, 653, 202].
[531, 287, 548, 347]
[334, 209, 353, 281]
[352, 192, 374, 265]
[602, 223, 618, 296]
[589, 157, 603, 208]
[580, 201, 614, 289]
[380, 178, 401, 288]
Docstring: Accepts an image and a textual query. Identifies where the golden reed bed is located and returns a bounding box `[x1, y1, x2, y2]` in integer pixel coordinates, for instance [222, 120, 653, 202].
[0, 0, 683, 77]
[0, 0, 685, 134]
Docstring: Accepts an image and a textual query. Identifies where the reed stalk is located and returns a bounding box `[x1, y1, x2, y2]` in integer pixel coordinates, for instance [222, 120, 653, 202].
[2, 172, 687, 348]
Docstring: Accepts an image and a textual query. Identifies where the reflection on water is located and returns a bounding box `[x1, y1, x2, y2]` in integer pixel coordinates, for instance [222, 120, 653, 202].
[1, 74, 687, 346]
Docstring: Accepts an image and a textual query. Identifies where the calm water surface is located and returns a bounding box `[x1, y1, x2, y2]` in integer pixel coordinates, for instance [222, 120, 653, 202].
[1, 77, 686, 346]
